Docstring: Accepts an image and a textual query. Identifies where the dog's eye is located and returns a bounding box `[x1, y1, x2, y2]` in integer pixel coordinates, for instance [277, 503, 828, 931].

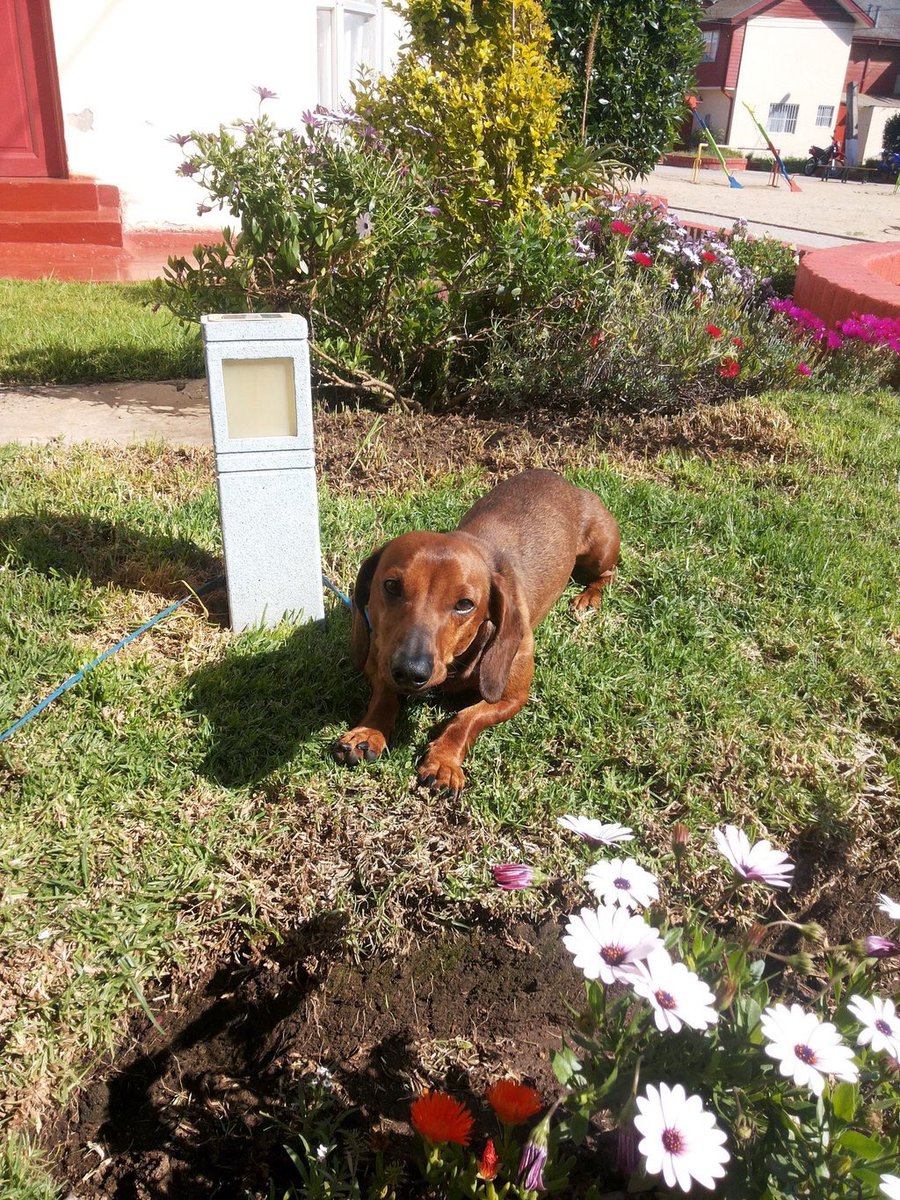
[454, 598, 475, 614]
[383, 578, 402, 598]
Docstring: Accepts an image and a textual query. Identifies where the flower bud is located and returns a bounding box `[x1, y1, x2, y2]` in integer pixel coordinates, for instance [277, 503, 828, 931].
[478, 1138, 499, 1181]
[863, 935, 900, 959]
[672, 823, 690, 851]
[716, 975, 738, 1011]
[799, 922, 826, 947]
[491, 863, 534, 891]
[517, 1110, 551, 1192]
[745, 923, 768, 949]
[788, 951, 815, 975]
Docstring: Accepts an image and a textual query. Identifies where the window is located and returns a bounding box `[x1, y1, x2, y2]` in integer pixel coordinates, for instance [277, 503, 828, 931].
[767, 102, 799, 135]
[701, 30, 719, 63]
[316, 3, 379, 109]
[816, 104, 835, 127]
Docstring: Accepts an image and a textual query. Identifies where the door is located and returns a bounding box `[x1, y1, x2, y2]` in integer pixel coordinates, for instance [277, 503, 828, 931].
[0, 0, 67, 177]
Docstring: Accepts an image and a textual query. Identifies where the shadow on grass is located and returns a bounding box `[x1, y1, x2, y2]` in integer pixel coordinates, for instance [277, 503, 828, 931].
[187, 609, 366, 787]
[0, 511, 221, 599]
[0, 344, 204, 386]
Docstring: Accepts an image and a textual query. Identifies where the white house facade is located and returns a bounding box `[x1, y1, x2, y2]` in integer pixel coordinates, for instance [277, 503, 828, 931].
[46, 0, 404, 230]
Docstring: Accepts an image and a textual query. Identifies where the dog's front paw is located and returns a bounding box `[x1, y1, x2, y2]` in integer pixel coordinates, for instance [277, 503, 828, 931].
[416, 752, 467, 800]
[330, 727, 387, 767]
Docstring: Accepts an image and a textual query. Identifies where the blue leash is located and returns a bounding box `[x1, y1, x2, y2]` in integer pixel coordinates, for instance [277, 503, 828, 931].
[0, 571, 353, 746]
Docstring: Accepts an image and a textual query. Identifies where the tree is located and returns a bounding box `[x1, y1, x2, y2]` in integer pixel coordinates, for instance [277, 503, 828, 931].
[883, 112, 900, 155]
[544, 0, 704, 176]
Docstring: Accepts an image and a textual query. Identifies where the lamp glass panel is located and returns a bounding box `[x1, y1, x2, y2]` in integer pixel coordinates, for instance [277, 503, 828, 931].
[221, 357, 298, 439]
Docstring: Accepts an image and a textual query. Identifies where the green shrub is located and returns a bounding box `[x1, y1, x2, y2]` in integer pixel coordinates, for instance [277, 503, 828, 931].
[545, 0, 704, 175]
[882, 112, 900, 154]
[355, 0, 571, 257]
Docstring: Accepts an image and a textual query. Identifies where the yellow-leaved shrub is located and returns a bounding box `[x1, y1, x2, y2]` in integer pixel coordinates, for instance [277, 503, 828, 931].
[356, 0, 568, 255]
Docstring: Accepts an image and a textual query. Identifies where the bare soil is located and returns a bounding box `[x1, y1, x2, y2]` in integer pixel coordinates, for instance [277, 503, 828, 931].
[49, 921, 595, 1199]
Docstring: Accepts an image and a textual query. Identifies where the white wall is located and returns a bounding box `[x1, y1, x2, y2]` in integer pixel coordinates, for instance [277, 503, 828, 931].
[49, 0, 404, 230]
[858, 101, 900, 161]
[729, 17, 852, 157]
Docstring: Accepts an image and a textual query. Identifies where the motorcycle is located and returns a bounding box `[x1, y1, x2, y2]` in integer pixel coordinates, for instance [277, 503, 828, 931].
[803, 140, 844, 177]
[876, 144, 900, 179]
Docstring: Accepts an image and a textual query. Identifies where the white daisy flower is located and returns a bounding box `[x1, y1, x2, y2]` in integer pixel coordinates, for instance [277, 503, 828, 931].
[713, 825, 794, 889]
[585, 857, 659, 911]
[847, 995, 900, 1059]
[881, 1175, 900, 1199]
[628, 948, 719, 1033]
[557, 815, 634, 845]
[634, 1081, 730, 1193]
[563, 904, 662, 986]
[878, 894, 900, 920]
[761, 1003, 859, 1095]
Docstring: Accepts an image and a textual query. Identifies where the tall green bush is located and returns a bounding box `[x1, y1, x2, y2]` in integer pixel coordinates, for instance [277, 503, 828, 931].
[356, 0, 570, 254]
[545, 0, 704, 176]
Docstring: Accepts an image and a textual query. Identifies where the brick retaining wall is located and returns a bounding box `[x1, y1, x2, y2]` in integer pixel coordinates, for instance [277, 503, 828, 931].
[793, 242, 900, 325]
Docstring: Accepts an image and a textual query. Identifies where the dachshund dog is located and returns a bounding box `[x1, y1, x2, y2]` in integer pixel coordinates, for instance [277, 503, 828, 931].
[330, 469, 620, 796]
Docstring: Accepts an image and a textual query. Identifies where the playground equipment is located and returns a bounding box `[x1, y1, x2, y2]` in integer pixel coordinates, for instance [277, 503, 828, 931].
[742, 101, 801, 193]
[686, 96, 742, 188]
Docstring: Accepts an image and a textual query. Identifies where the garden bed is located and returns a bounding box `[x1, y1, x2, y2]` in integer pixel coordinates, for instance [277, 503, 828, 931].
[661, 152, 748, 171]
[2, 392, 898, 1197]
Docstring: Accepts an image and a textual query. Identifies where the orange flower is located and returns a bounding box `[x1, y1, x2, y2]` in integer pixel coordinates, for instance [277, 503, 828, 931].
[478, 1138, 500, 1180]
[487, 1079, 543, 1126]
[410, 1090, 474, 1146]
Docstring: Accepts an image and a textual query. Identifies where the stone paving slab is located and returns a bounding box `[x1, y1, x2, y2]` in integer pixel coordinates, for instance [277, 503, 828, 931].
[0, 380, 212, 445]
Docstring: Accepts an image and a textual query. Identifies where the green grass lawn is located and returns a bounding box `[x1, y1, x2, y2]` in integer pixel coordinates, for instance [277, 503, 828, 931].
[0, 279, 202, 384]
[0, 388, 898, 1193]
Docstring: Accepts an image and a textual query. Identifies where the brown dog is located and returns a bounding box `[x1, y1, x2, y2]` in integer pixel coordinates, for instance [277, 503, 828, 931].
[330, 469, 620, 796]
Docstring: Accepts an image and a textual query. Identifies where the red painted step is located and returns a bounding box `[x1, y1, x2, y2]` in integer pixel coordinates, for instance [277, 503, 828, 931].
[0, 177, 116, 212]
[0, 208, 124, 246]
[0, 177, 124, 247]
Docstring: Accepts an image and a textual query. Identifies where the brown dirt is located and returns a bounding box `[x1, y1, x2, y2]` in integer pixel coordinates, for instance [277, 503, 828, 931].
[49, 920, 596, 1200]
[312, 398, 801, 495]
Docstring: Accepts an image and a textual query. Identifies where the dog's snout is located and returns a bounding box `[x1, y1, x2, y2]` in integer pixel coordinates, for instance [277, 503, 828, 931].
[391, 650, 434, 690]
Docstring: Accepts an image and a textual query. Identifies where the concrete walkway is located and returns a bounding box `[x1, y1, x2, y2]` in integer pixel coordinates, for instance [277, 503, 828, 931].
[645, 165, 900, 245]
[0, 380, 212, 445]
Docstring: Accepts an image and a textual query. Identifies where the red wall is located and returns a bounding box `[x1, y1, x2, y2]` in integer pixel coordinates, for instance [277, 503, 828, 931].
[846, 43, 900, 95]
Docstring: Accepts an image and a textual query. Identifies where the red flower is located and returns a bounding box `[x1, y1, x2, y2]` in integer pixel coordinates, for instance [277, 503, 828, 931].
[702, 250, 717, 263]
[610, 219, 634, 237]
[731, 336, 744, 348]
[631, 251, 653, 267]
[410, 1091, 474, 1146]
[797, 362, 813, 376]
[719, 356, 740, 378]
[487, 1079, 543, 1125]
[706, 323, 722, 339]
[478, 1139, 500, 1180]
[589, 329, 606, 349]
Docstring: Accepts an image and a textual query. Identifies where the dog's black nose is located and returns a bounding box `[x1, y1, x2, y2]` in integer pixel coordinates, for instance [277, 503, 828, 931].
[391, 652, 433, 690]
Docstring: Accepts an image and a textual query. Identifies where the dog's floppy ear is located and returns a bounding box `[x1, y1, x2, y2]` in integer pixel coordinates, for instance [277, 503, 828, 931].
[479, 566, 527, 703]
[350, 547, 383, 671]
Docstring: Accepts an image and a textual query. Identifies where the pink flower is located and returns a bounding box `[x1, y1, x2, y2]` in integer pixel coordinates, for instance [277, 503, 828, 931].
[797, 362, 813, 376]
[491, 864, 534, 890]
[706, 323, 722, 339]
[865, 936, 900, 959]
[611, 219, 634, 237]
[631, 252, 653, 268]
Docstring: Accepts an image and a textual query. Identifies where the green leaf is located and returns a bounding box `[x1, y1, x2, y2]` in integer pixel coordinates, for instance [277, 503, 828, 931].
[831, 1081, 857, 1122]
[835, 1130, 886, 1160]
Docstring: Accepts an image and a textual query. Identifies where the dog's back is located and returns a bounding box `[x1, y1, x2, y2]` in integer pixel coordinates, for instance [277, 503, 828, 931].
[457, 469, 619, 625]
